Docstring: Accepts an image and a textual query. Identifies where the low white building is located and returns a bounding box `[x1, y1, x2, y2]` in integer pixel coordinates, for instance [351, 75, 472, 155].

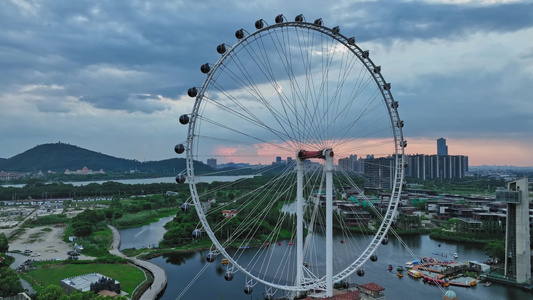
[60, 273, 119, 293]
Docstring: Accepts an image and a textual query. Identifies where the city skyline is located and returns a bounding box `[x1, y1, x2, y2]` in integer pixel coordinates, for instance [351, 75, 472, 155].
[1, 1, 532, 167]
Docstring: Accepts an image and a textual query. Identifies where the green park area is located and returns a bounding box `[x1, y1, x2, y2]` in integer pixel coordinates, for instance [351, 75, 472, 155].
[20, 263, 144, 295]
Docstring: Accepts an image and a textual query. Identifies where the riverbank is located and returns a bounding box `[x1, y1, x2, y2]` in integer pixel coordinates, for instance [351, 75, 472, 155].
[108, 225, 168, 300]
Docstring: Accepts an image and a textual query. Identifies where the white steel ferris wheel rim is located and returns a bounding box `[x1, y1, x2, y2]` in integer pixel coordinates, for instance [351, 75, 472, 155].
[183, 15, 405, 293]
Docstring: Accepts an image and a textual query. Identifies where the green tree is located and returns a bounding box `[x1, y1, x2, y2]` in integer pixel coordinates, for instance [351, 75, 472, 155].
[0, 233, 8, 253]
[72, 221, 94, 237]
[484, 240, 505, 262]
[0, 267, 24, 297]
[38, 285, 64, 300]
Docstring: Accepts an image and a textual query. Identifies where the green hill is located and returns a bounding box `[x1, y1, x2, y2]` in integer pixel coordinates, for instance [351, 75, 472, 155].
[0, 142, 211, 174]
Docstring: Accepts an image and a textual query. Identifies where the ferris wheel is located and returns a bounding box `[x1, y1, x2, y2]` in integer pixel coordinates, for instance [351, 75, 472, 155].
[175, 14, 406, 298]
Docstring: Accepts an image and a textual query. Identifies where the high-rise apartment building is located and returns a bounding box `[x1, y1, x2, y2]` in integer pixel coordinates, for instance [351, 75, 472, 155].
[404, 138, 468, 180]
[207, 158, 217, 169]
[338, 155, 364, 173]
[437, 138, 448, 156]
[404, 154, 468, 179]
[363, 156, 394, 190]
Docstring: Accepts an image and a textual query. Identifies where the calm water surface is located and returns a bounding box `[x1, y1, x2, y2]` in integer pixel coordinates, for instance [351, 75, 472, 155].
[118, 216, 174, 250]
[3, 175, 257, 188]
[121, 220, 532, 300]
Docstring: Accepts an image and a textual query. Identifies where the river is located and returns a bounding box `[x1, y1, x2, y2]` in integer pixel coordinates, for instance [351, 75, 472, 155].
[119, 219, 532, 300]
[2, 175, 258, 188]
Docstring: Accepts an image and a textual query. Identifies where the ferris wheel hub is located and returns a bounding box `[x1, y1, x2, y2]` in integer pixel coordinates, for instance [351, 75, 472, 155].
[297, 149, 334, 160]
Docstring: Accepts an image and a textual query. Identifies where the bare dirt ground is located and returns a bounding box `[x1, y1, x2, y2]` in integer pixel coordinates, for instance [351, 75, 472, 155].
[7, 225, 94, 261]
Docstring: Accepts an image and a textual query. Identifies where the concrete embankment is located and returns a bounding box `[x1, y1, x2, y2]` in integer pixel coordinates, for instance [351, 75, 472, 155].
[108, 225, 167, 300]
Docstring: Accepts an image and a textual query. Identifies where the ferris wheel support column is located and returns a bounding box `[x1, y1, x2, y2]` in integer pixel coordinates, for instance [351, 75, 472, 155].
[296, 157, 304, 292]
[325, 149, 334, 297]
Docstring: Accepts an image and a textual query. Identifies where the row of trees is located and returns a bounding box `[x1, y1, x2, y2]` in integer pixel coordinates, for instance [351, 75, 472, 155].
[0, 180, 191, 202]
[37, 284, 128, 300]
[441, 218, 506, 236]
[0, 233, 24, 297]
[89, 276, 121, 294]
[407, 176, 508, 195]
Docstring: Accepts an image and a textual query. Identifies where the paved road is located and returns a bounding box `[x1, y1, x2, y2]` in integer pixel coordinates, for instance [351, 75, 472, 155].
[7, 252, 37, 295]
[108, 225, 167, 300]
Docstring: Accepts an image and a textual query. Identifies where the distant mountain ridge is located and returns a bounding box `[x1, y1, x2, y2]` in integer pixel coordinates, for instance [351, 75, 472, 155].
[0, 142, 211, 174]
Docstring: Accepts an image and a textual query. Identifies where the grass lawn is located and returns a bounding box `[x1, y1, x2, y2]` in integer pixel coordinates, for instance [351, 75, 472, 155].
[23, 263, 145, 294]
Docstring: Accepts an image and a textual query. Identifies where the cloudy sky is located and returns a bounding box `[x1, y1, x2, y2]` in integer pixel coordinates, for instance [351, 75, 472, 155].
[1, 0, 532, 167]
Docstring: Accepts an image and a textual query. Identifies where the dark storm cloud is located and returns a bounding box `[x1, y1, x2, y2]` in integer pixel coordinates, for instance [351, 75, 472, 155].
[3, 1, 530, 114]
[0, 0, 243, 112]
[397, 60, 532, 139]
[338, 1, 533, 42]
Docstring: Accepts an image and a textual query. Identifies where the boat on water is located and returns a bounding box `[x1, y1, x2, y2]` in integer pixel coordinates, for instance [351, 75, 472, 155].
[470, 279, 478, 287]
[454, 253, 458, 258]
[407, 269, 422, 278]
[484, 281, 492, 287]
[397, 266, 404, 272]
[388, 265, 393, 271]
[423, 276, 449, 287]
[397, 272, 404, 277]
[222, 258, 229, 265]
[405, 260, 420, 268]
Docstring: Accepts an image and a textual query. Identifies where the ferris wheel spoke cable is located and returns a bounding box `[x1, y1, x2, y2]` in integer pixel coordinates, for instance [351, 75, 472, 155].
[220, 52, 298, 136]
[331, 91, 383, 145]
[338, 138, 393, 155]
[219, 170, 296, 251]
[298, 30, 350, 148]
[215, 176, 286, 240]
[241, 35, 302, 132]
[199, 84, 295, 144]
[209, 60, 300, 147]
[176, 261, 211, 300]
[236, 31, 304, 144]
[192, 163, 283, 209]
[266, 29, 313, 145]
[193, 131, 294, 157]
[278, 28, 335, 148]
[337, 120, 392, 150]
[199, 169, 290, 231]
[318, 34, 339, 145]
[333, 80, 381, 137]
[365, 203, 448, 294]
[294, 27, 315, 144]
[195, 114, 292, 149]
[325, 46, 360, 134]
[285, 31, 323, 147]
[236, 184, 298, 282]
[332, 171, 373, 242]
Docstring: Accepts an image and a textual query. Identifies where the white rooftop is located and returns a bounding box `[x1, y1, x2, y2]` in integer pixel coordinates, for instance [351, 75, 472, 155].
[61, 273, 119, 292]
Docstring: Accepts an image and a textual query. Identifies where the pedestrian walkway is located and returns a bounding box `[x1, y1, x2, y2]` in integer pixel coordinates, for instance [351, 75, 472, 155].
[108, 225, 167, 300]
